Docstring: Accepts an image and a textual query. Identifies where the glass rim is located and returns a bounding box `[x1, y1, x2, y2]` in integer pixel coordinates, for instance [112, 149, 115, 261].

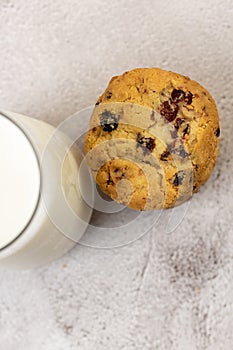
[0, 111, 42, 252]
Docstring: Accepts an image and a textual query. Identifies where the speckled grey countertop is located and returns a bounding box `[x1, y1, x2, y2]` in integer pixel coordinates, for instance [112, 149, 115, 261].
[0, 1, 233, 349]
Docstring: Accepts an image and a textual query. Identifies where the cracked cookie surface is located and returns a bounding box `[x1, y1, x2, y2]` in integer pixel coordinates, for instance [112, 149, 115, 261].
[85, 68, 220, 210]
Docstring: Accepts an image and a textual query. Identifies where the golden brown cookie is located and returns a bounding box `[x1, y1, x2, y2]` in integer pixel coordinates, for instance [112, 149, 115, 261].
[85, 68, 220, 210]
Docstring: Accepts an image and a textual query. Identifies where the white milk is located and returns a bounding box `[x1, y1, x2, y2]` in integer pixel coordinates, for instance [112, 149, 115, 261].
[0, 115, 40, 249]
[0, 111, 93, 269]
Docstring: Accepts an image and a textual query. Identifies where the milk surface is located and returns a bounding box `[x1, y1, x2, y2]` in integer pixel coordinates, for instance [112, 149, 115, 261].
[0, 115, 40, 249]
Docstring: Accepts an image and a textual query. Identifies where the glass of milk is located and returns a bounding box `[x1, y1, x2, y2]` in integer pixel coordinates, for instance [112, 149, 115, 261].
[0, 110, 93, 269]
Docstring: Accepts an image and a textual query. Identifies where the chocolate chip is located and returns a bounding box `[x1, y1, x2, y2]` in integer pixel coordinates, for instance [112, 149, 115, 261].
[105, 91, 112, 99]
[174, 118, 185, 129]
[171, 89, 193, 105]
[107, 172, 114, 185]
[160, 150, 170, 161]
[183, 124, 190, 136]
[136, 134, 155, 154]
[215, 128, 220, 137]
[100, 110, 118, 132]
[184, 91, 193, 105]
[95, 101, 100, 106]
[173, 171, 186, 186]
[160, 101, 179, 122]
[171, 89, 186, 103]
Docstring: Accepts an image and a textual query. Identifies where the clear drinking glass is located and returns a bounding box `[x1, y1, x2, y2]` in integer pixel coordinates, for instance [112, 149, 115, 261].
[0, 110, 93, 269]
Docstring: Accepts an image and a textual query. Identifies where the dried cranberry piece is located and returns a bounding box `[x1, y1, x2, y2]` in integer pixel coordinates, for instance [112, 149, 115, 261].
[136, 134, 155, 154]
[100, 110, 118, 132]
[171, 89, 193, 105]
[160, 101, 179, 122]
[160, 150, 170, 161]
[171, 89, 186, 103]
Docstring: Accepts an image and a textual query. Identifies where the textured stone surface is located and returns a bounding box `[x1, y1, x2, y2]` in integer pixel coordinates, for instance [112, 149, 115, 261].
[0, 0, 233, 349]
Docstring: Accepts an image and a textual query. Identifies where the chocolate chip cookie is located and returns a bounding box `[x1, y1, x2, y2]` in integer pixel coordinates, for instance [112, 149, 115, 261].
[85, 68, 220, 210]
